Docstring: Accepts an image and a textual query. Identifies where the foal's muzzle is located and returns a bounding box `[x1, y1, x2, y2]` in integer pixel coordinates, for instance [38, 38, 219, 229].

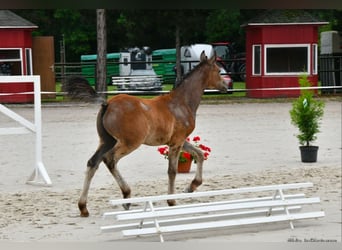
[219, 80, 229, 93]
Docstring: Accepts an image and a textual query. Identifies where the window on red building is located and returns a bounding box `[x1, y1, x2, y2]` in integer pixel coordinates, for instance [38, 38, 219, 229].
[253, 45, 261, 75]
[0, 49, 22, 75]
[265, 44, 310, 75]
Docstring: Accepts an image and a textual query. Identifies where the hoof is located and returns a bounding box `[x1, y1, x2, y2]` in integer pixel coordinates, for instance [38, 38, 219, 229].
[122, 203, 131, 210]
[167, 199, 176, 206]
[80, 211, 89, 217]
[183, 186, 194, 193]
[78, 202, 89, 217]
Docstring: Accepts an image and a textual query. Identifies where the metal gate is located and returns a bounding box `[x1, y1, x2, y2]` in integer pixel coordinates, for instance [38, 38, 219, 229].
[319, 54, 342, 94]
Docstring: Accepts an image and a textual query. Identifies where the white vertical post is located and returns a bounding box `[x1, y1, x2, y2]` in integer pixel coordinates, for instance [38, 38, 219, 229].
[27, 76, 52, 185]
[148, 200, 164, 243]
[278, 189, 294, 229]
[0, 75, 52, 186]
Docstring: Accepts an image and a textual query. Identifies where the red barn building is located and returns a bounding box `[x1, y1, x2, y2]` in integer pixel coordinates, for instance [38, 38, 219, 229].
[0, 10, 38, 103]
[243, 10, 328, 98]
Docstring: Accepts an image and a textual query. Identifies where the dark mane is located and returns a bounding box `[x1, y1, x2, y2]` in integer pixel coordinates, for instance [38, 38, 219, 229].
[173, 60, 207, 90]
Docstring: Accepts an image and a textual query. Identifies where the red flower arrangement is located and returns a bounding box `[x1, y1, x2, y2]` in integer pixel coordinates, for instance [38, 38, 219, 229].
[157, 136, 211, 163]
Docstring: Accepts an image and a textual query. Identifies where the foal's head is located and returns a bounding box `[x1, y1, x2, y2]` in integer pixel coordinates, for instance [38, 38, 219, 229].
[200, 51, 228, 93]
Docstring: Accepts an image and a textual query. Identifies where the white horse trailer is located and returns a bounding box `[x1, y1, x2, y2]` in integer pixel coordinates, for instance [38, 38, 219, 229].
[181, 44, 215, 74]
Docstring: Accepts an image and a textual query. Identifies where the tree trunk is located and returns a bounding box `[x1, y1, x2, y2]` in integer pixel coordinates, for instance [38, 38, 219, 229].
[96, 9, 107, 99]
[175, 25, 182, 88]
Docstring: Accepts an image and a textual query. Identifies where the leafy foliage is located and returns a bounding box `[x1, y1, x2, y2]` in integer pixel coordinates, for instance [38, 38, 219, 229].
[205, 10, 241, 42]
[12, 9, 339, 62]
[289, 75, 325, 146]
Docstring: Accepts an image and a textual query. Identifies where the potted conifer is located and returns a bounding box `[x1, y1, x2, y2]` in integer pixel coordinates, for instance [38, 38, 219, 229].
[289, 74, 325, 162]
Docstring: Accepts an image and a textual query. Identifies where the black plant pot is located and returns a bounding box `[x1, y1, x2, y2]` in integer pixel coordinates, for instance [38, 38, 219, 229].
[299, 146, 319, 163]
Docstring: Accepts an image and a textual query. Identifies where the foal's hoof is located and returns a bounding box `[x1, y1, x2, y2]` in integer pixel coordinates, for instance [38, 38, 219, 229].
[122, 203, 131, 210]
[167, 199, 176, 206]
[183, 186, 194, 193]
[78, 203, 90, 217]
[80, 211, 89, 217]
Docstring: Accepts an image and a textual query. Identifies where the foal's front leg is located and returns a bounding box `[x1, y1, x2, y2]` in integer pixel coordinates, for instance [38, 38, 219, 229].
[182, 140, 204, 192]
[167, 146, 181, 206]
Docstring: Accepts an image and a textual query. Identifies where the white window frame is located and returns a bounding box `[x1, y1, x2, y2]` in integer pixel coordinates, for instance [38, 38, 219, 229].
[0, 48, 24, 75]
[252, 44, 262, 76]
[25, 48, 33, 75]
[312, 44, 318, 75]
[264, 44, 311, 76]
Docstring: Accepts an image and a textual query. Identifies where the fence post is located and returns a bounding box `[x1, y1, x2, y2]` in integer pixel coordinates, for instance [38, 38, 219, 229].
[0, 75, 52, 186]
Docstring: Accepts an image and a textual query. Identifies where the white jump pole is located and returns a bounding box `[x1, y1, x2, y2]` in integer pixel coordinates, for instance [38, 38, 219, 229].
[0, 75, 52, 186]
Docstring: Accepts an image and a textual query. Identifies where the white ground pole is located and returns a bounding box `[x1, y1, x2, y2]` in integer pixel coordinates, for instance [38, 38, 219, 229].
[0, 75, 52, 186]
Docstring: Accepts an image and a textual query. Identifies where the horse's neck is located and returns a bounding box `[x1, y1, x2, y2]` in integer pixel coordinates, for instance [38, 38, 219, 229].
[172, 71, 206, 115]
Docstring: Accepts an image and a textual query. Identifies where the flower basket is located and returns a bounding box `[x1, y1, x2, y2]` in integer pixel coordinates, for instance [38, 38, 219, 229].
[177, 159, 192, 173]
[157, 136, 211, 173]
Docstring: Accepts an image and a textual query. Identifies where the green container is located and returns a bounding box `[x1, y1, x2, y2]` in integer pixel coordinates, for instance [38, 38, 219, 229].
[152, 48, 176, 84]
[81, 53, 120, 85]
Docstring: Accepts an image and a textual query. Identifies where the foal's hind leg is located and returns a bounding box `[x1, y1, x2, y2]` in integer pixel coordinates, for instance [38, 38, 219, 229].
[182, 141, 204, 193]
[78, 165, 98, 217]
[78, 142, 113, 217]
[103, 151, 131, 210]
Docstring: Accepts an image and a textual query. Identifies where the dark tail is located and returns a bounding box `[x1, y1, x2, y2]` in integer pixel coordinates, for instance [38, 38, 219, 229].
[63, 76, 104, 103]
[97, 102, 117, 150]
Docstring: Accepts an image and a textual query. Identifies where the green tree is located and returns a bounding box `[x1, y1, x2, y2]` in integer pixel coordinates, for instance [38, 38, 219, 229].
[114, 10, 209, 49]
[12, 9, 342, 62]
[13, 9, 97, 61]
[290, 75, 325, 146]
[331, 10, 342, 32]
[53, 9, 96, 61]
[205, 10, 241, 42]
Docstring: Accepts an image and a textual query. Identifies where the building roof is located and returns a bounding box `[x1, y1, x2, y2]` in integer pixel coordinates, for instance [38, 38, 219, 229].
[242, 10, 328, 27]
[0, 10, 37, 28]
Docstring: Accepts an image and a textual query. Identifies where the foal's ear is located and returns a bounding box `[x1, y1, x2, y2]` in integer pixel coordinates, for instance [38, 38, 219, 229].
[208, 51, 217, 64]
[200, 51, 207, 61]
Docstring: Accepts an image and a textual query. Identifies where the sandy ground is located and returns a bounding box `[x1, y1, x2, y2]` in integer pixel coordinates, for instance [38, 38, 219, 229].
[0, 99, 341, 242]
